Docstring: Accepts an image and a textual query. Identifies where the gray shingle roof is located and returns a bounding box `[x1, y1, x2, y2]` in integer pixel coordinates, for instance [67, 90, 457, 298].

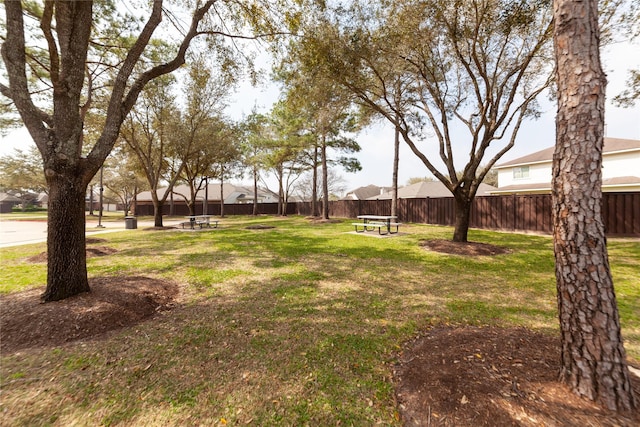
[496, 137, 640, 168]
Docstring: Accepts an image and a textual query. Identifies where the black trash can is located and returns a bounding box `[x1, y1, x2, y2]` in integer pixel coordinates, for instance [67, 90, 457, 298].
[125, 216, 137, 229]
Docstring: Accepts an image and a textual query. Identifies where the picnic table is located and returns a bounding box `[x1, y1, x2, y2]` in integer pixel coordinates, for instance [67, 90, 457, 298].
[181, 215, 219, 230]
[352, 215, 401, 235]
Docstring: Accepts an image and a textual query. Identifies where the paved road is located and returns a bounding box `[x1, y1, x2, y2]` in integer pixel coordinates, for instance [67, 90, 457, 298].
[0, 218, 183, 248]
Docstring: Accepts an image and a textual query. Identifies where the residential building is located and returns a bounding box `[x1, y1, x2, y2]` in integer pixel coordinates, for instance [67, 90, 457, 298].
[134, 183, 279, 215]
[492, 137, 640, 194]
[368, 181, 497, 200]
[343, 185, 393, 200]
[0, 192, 20, 213]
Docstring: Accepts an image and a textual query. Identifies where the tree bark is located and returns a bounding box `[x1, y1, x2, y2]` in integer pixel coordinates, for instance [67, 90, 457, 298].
[312, 146, 319, 217]
[321, 135, 330, 220]
[151, 191, 164, 227]
[252, 167, 259, 216]
[452, 194, 471, 243]
[391, 122, 400, 218]
[552, 0, 636, 412]
[42, 176, 90, 301]
[220, 175, 225, 218]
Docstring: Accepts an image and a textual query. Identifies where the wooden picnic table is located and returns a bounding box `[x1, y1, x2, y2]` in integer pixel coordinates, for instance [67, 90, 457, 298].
[352, 215, 401, 235]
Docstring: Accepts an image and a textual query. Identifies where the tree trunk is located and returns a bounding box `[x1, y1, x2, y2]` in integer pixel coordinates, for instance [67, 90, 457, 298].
[42, 177, 90, 301]
[452, 194, 471, 242]
[220, 176, 225, 218]
[321, 136, 329, 220]
[552, 0, 636, 412]
[312, 146, 319, 217]
[391, 123, 400, 218]
[153, 199, 164, 227]
[252, 167, 259, 216]
[277, 166, 284, 216]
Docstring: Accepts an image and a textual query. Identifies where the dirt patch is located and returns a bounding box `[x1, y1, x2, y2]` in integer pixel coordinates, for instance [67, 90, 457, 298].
[25, 246, 118, 263]
[394, 326, 640, 426]
[420, 239, 511, 256]
[0, 276, 179, 353]
[246, 225, 276, 230]
[86, 238, 107, 244]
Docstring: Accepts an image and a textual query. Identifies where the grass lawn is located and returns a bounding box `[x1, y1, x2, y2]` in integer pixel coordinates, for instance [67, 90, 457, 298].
[1, 216, 638, 426]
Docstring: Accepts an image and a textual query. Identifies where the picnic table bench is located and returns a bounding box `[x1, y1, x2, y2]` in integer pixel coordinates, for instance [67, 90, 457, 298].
[352, 215, 401, 235]
[181, 215, 219, 230]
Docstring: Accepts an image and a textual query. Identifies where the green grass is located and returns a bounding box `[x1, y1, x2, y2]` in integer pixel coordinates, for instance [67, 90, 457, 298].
[0, 216, 638, 426]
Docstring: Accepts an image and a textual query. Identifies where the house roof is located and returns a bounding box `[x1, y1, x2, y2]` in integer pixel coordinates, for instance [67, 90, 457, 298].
[136, 183, 277, 202]
[0, 192, 21, 203]
[489, 176, 640, 194]
[368, 181, 497, 199]
[343, 185, 392, 200]
[495, 137, 640, 169]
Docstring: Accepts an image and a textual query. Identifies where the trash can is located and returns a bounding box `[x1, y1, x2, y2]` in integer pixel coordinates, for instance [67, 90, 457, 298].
[125, 216, 137, 229]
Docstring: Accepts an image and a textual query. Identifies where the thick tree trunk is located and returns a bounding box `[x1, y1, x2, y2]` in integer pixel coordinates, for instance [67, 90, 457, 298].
[153, 201, 164, 227]
[452, 194, 471, 243]
[552, 0, 636, 412]
[42, 177, 90, 301]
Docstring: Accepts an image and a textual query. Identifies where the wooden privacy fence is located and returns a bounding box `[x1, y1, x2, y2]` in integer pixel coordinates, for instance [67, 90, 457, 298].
[132, 193, 638, 236]
[297, 193, 640, 237]
[133, 201, 297, 217]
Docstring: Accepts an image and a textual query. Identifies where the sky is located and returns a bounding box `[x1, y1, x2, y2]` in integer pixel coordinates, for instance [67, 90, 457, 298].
[1, 37, 639, 196]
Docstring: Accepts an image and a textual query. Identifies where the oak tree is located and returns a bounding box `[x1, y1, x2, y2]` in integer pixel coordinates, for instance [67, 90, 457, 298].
[1, 0, 294, 301]
[313, 0, 554, 241]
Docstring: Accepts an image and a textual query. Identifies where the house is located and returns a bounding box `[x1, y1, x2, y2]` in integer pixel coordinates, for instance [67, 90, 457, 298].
[135, 182, 279, 212]
[343, 185, 393, 200]
[0, 192, 21, 213]
[492, 137, 640, 194]
[368, 181, 497, 200]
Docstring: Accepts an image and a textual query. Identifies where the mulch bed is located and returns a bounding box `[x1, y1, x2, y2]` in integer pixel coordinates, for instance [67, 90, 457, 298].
[394, 326, 640, 426]
[420, 239, 511, 256]
[0, 276, 179, 353]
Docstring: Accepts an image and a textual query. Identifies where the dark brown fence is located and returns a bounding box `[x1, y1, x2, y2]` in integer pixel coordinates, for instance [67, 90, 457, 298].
[297, 193, 639, 237]
[133, 193, 638, 236]
[133, 201, 297, 217]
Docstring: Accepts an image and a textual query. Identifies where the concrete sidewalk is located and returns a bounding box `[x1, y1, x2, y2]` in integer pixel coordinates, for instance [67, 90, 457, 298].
[0, 218, 183, 248]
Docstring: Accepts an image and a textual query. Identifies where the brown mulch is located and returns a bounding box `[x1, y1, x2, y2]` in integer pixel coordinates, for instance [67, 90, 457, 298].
[2, 239, 638, 425]
[420, 239, 511, 256]
[25, 238, 117, 263]
[394, 326, 640, 426]
[25, 246, 118, 263]
[0, 276, 179, 353]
